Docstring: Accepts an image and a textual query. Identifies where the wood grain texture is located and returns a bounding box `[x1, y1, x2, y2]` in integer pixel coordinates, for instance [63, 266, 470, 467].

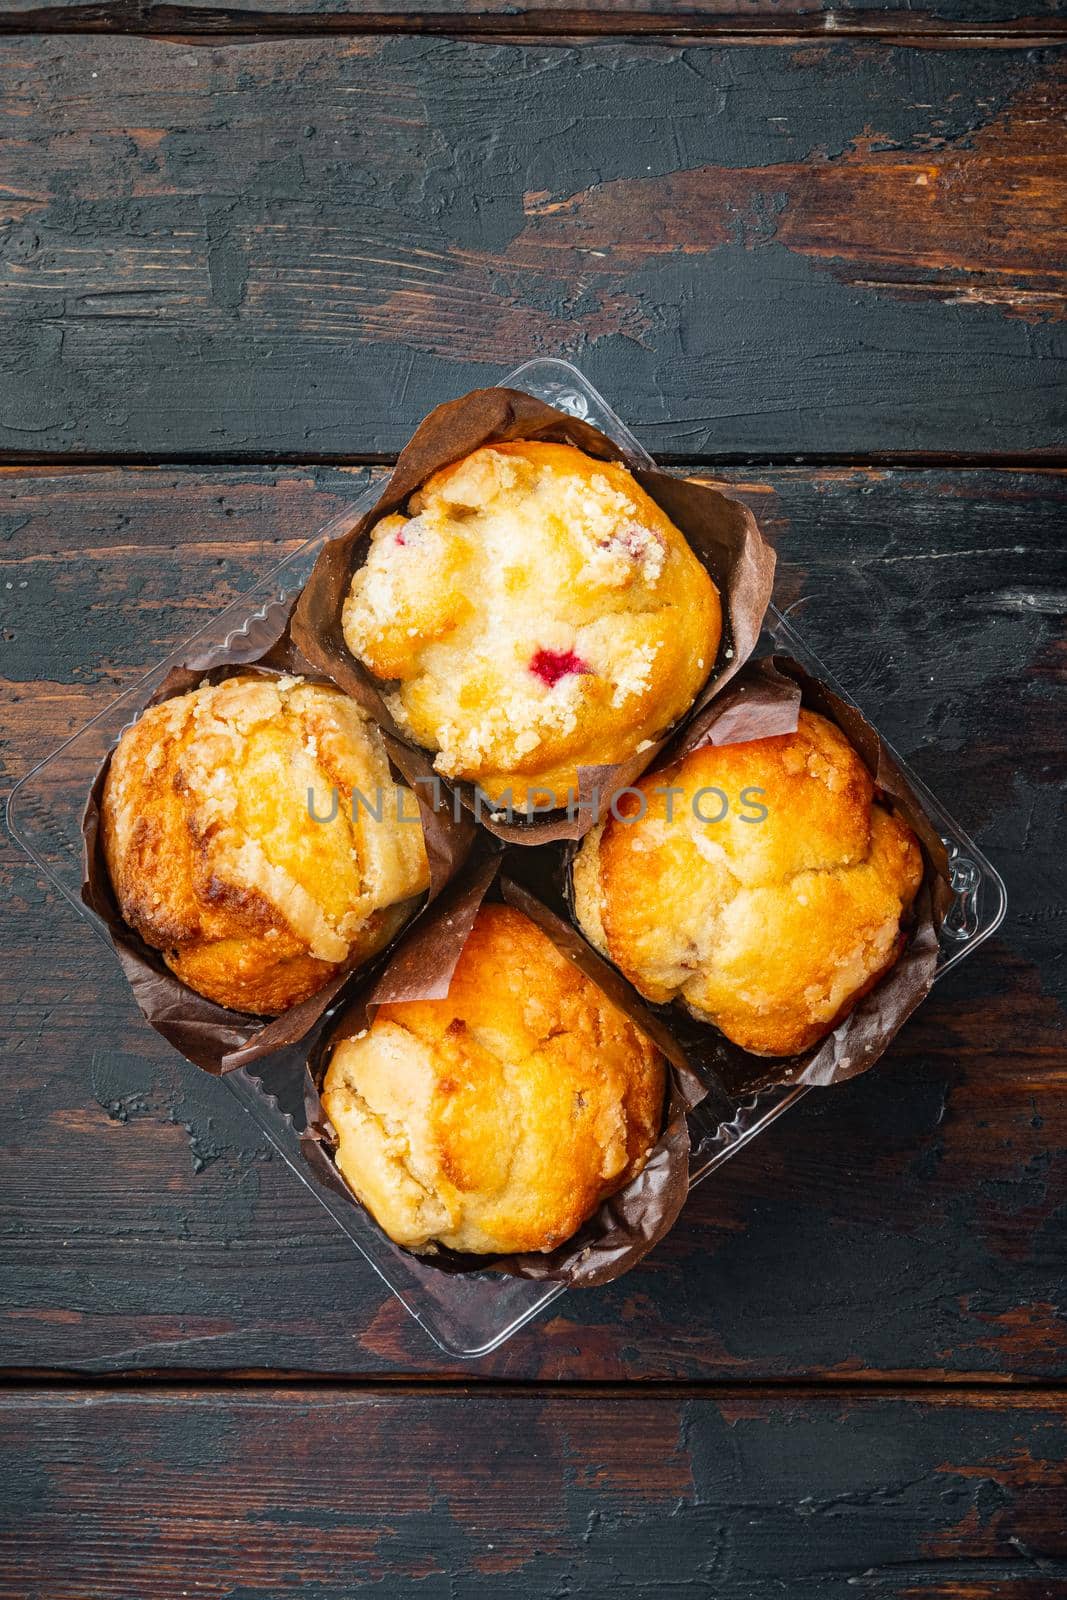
[5, 0, 1067, 38]
[2, 463, 1063, 1379]
[3, 1388, 1067, 1598]
[0, 38, 1063, 460]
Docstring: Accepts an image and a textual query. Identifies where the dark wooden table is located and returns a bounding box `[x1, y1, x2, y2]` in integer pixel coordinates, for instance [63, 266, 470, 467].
[2, 6, 1066, 1595]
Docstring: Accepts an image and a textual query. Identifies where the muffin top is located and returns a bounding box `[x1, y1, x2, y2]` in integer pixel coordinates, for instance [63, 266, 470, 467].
[321, 903, 665, 1255]
[102, 674, 429, 1015]
[572, 710, 924, 1056]
[342, 441, 720, 806]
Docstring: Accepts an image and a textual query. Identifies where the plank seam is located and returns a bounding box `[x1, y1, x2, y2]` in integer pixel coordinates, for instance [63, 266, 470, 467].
[2, 12, 1066, 43]
[1, 454, 1066, 471]
[2, 1373, 1066, 1394]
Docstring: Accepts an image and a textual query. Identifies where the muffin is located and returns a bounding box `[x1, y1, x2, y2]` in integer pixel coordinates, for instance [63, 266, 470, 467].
[320, 903, 665, 1255]
[342, 441, 720, 806]
[101, 674, 430, 1015]
[573, 710, 924, 1056]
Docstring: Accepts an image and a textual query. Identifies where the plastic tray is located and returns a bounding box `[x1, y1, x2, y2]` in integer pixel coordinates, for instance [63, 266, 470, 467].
[8, 358, 1007, 1358]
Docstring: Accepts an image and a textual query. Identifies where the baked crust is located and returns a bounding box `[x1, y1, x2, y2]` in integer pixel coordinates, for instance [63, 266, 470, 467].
[342, 441, 720, 805]
[572, 710, 924, 1056]
[321, 903, 665, 1255]
[101, 674, 430, 1015]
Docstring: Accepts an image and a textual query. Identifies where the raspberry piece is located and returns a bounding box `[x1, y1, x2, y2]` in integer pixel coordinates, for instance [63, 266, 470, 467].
[529, 648, 590, 687]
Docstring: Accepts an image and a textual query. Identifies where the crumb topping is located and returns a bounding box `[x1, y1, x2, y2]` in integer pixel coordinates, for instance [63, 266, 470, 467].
[342, 442, 719, 801]
[102, 674, 430, 1014]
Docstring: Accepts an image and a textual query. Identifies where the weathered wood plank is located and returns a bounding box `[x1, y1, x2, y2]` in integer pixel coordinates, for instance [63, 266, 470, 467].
[4, 1388, 1067, 1598]
[0, 39, 1062, 460]
[1, 464, 1063, 1378]
[5, 0, 1066, 37]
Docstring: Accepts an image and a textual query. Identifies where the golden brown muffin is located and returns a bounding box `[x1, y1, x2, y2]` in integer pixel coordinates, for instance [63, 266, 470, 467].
[101, 674, 430, 1015]
[321, 903, 665, 1255]
[573, 710, 924, 1056]
[342, 441, 720, 806]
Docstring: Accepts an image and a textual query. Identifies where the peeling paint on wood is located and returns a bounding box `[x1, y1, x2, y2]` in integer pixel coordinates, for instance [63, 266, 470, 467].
[0, 39, 1062, 458]
[3, 1389, 1067, 1597]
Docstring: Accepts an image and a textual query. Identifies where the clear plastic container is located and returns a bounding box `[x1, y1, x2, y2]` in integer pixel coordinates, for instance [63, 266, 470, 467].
[8, 359, 1007, 1358]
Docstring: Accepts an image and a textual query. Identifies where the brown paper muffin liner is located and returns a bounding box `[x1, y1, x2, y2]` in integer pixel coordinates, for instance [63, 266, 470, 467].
[568, 655, 955, 1100]
[301, 851, 717, 1287]
[81, 597, 475, 1075]
[290, 387, 776, 843]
